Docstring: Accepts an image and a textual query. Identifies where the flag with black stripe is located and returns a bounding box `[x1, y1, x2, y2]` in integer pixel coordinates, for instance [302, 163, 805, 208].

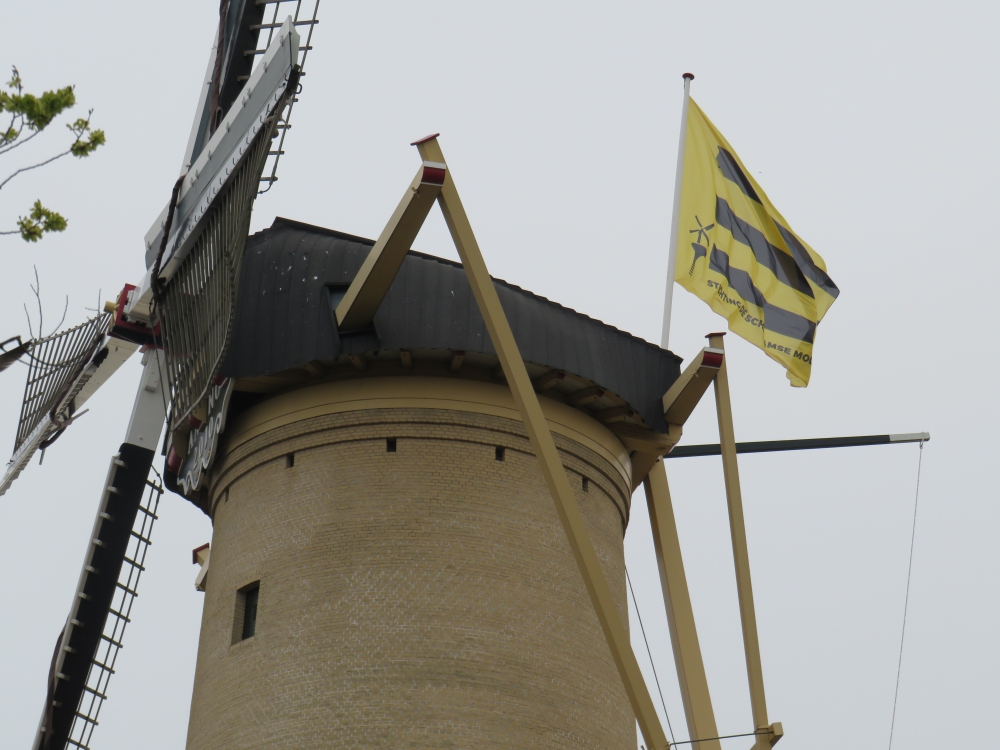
[675, 99, 838, 386]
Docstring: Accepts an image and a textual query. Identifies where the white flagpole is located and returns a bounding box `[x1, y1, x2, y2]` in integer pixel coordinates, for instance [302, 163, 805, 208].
[660, 72, 694, 349]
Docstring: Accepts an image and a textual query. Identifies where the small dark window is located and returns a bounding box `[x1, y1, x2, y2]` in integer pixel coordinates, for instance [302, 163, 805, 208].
[386, 438, 397, 453]
[285, 453, 295, 468]
[495, 446, 505, 462]
[582, 476, 589, 492]
[242, 584, 259, 640]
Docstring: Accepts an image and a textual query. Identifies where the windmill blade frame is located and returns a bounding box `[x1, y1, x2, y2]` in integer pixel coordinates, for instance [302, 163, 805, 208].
[9, 6, 321, 749]
[0, 315, 140, 497]
[126, 18, 301, 434]
[31, 355, 166, 750]
[0, 335, 32, 373]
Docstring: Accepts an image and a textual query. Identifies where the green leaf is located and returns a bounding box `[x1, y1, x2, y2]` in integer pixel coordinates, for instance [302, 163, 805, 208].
[0, 68, 75, 132]
[17, 200, 67, 242]
[69, 126, 105, 157]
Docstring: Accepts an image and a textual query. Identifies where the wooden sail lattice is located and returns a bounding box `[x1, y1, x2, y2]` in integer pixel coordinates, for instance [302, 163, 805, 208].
[1, 314, 112, 496]
[255, 0, 320, 193]
[13, 314, 110, 454]
[154, 120, 277, 432]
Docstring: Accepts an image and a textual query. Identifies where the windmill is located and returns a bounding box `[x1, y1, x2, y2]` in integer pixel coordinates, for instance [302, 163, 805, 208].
[1, 6, 931, 750]
[0, 2, 318, 747]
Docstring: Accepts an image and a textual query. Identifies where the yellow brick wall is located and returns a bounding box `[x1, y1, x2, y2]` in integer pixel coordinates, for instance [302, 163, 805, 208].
[186, 401, 635, 749]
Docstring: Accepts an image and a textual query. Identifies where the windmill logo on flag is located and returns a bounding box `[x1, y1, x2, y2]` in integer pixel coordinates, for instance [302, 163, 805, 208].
[687, 216, 714, 274]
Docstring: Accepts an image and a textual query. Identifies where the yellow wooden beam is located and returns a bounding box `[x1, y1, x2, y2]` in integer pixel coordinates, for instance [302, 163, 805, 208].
[415, 133, 672, 750]
[661, 347, 723, 427]
[594, 406, 635, 424]
[335, 161, 446, 331]
[644, 459, 721, 750]
[707, 333, 777, 748]
[532, 369, 565, 391]
[567, 385, 605, 407]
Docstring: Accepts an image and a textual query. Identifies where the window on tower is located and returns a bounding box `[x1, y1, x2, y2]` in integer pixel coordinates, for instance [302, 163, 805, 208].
[241, 583, 260, 640]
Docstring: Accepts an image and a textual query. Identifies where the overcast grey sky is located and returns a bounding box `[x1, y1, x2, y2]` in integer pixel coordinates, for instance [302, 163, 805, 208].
[1, 1, 996, 748]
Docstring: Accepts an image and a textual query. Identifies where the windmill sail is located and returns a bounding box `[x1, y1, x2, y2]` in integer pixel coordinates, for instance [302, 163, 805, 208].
[10, 7, 320, 750]
[155, 118, 281, 432]
[1, 314, 138, 496]
[39, 464, 163, 750]
[139, 19, 300, 433]
[0, 335, 32, 373]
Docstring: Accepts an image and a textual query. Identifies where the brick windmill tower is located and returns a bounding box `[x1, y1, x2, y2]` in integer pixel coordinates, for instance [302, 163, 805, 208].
[1, 5, 791, 750]
[171, 130, 769, 750]
[177, 203, 681, 748]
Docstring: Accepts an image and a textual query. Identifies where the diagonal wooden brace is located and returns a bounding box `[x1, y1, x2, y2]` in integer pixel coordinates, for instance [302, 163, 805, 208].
[644, 459, 722, 750]
[661, 346, 723, 428]
[414, 133, 672, 750]
[335, 159, 446, 331]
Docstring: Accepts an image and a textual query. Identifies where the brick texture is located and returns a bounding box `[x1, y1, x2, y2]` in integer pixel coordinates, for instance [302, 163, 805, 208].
[186, 404, 635, 749]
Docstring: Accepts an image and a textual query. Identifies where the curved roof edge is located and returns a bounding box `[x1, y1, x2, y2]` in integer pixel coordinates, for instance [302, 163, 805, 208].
[222, 216, 681, 432]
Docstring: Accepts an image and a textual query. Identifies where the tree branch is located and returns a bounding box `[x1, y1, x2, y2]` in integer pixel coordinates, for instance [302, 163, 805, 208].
[0, 126, 39, 156]
[0, 146, 72, 191]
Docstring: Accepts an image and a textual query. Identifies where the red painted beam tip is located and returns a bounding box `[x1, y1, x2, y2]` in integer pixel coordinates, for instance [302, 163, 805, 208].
[410, 133, 441, 146]
[702, 351, 724, 368]
[420, 166, 447, 185]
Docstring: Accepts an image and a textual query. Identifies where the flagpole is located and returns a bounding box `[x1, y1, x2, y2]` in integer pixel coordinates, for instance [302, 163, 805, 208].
[660, 72, 694, 349]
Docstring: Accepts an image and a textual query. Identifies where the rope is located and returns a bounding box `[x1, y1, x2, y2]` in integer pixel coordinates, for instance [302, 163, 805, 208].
[625, 565, 677, 746]
[670, 729, 770, 745]
[888, 440, 925, 750]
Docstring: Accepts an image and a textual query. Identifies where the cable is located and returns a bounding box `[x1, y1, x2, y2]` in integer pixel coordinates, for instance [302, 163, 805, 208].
[625, 565, 677, 746]
[670, 729, 769, 745]
[888, 440, 925, 750]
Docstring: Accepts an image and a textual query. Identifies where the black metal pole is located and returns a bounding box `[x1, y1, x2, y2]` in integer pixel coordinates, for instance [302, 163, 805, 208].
[665, 432, 929, 459]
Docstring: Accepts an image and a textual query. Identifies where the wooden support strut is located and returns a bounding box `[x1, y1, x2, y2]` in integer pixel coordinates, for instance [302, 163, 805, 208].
[413, 134, 672, 750]
[707, 332, 778, 748]
[335, 160, 446, 332]
[644, 459, 722, 750]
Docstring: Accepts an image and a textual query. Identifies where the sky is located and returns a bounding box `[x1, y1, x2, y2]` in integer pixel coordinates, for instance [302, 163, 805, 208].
[1, 1, 997, 748]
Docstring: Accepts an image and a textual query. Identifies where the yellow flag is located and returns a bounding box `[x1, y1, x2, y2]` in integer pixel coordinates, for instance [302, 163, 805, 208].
[675, 99, 838, 387]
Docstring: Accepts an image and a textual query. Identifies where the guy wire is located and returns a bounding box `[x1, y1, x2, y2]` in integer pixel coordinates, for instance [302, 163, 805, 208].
[625, 565, 677, 746]
[888, 440, 925, 750]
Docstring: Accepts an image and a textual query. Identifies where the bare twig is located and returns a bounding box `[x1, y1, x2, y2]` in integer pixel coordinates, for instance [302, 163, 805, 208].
[21, 266, 69, 339]
[51, 295, 68, 336]
[83, 288, 102, 314]
[0, 147, 73, 191]
[0, 128, 41, 156]
[30, 266, 43, 337]
[23, 302, 35, 340]
[0, 111, 99, 191]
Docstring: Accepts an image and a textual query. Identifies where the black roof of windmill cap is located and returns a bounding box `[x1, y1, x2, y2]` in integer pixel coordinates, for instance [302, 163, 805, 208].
[221, 217, 682, 433]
